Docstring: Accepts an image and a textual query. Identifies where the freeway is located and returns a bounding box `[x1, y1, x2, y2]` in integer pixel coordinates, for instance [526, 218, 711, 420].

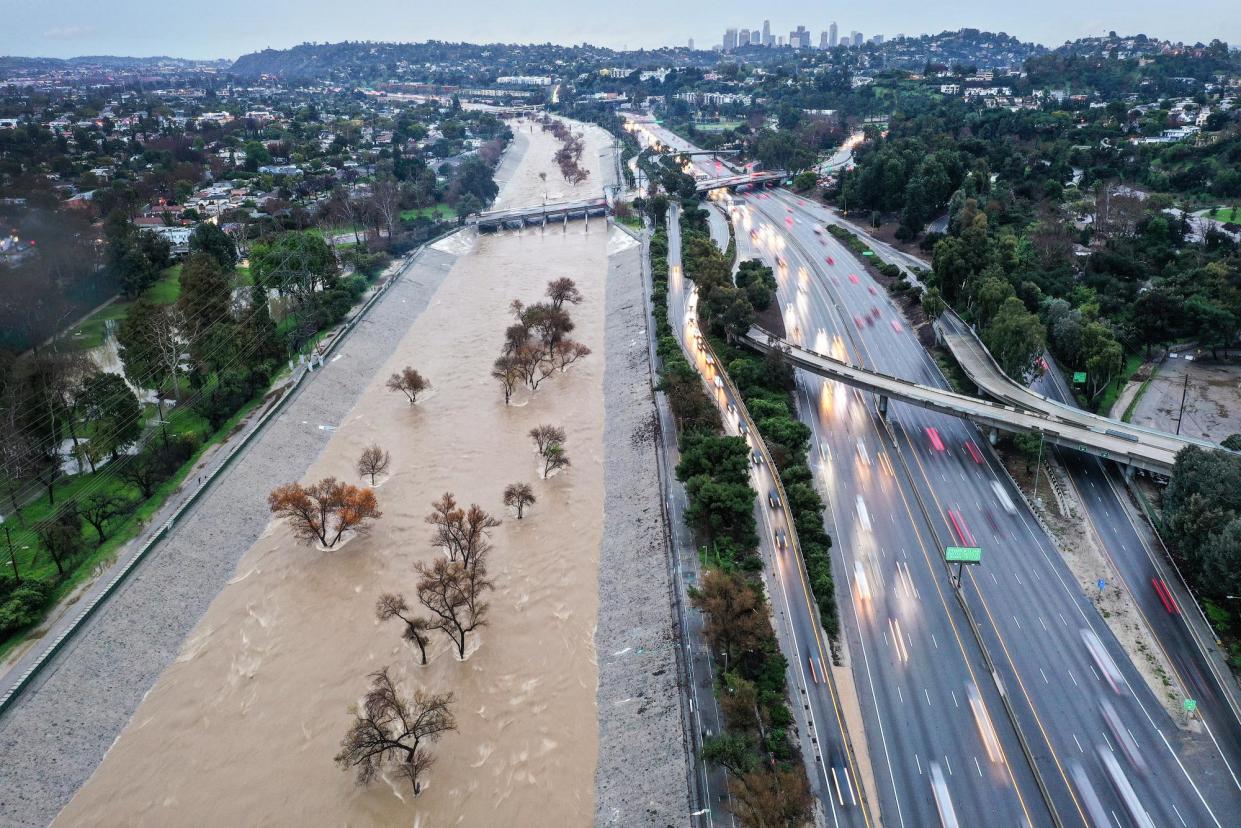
[727, 186, 1237, 827]
[1029, 355, 1241, 803]
[698, 199, 1048, 828]
[668, 205, 874, 828]
[791, 179, 1241, 805]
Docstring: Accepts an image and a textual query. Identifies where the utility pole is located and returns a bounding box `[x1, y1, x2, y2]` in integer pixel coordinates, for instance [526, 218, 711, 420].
[1, 517, 17, 583]
[1175, 372, 1189, 435]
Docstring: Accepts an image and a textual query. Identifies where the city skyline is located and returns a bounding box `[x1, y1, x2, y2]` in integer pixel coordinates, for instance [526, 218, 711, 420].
[2, 0, 1238, 59]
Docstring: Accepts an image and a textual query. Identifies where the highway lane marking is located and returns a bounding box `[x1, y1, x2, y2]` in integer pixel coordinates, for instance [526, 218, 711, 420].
[897, 685, 903, 704]
[1039, 616, 1048, 632]
[924, 688, 932, 706]
[915, 753, 922, 775]
[944, 755, 953, 775]
[1072, 733, 1084, 753]
[760, 196, 1027, 824]
[1039, 668, 1049, 685]
[975, 756, 984, 777]
[1172, 802, 1187, 827]
[1076, 458, 1241, 795]
[1059, 612, 1068, 627]
[1068, 669, 1078, 687]
[951, 689, 959, 708]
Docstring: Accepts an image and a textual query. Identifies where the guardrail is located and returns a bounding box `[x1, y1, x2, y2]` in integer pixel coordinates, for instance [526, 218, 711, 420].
[0, 231, 457, 719]
[693, 311, 875, 826]
[939, 309, 1217, 454]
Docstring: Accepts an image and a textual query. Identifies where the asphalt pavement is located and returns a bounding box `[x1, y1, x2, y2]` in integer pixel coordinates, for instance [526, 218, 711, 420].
[730, 186, 1238, 828]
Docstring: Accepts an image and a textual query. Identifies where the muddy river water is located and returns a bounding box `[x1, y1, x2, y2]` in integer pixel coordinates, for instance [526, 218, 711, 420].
[56, 121, 614, 826]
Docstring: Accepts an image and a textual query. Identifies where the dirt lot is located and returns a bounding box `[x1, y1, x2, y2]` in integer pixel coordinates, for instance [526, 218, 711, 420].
[1128, 353, 1241, 444]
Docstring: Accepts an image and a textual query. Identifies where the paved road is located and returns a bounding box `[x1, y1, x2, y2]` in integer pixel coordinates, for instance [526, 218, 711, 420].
[668, 205, 873, 828]
[938, 311, 1215, 464]
[638, 218, 736, 827]
[1030, 356, 1241, 806]
[731, 187, 1237, 828]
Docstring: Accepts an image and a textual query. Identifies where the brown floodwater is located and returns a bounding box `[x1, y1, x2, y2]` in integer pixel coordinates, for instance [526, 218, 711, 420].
[56, 121, 615, 826]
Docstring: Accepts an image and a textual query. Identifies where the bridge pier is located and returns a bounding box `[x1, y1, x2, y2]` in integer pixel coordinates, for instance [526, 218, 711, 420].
[988, 428, 999, 446]
[877, 395, 889, 418]
[1123, 464, 1134, 482]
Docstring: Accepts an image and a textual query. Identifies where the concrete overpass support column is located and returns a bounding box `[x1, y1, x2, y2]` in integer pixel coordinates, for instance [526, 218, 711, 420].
[1123, 464, 1134, 482]
[877, 395, 889, 418]
[988, 428, 999, 446]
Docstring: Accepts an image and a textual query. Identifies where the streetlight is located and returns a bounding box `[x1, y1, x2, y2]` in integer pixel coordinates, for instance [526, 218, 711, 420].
[1031, 430, 1046, 506]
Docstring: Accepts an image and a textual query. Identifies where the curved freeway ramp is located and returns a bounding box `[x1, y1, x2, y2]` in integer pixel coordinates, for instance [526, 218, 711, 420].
[742, 325, 1184, 475]
[936, 311, 1216, 464]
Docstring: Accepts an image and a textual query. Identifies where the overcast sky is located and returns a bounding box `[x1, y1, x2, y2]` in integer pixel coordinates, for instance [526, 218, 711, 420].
[4, 0, 1237, 60]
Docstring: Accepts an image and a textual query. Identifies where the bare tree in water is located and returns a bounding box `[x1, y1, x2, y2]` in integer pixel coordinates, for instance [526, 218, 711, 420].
[386, 367, 430, 404]
[415, 557, 493, 659]
[502, 482, 536, 519]
[528, 424, 565, 455]
[546, 277, 582, 310]
[335, 667, 456, 795]
[376, 593, 431, 664]
[424, 492, 501, 567]
[356, 444, 391, 485]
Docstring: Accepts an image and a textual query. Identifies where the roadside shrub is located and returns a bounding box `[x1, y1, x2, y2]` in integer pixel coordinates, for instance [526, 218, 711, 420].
[0, 579, 54, 635]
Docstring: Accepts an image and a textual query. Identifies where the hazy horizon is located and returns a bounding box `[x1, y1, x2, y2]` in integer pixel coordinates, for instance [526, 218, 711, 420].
[2, 0, 1237, 61]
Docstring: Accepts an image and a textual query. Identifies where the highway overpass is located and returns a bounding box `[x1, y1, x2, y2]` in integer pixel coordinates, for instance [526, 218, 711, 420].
[741, 325, 1186, 475]
[936, 311, 1217, 467]
[695, 171, 784, 193]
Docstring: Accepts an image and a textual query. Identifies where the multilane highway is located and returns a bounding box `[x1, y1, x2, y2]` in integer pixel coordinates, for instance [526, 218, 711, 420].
[629, 115, 1240, 826]
[725, 185, 1234, 827]
[769, 182, 1241, 809]
[640, 116, 1040, 828]
[667, 204, 874, 828]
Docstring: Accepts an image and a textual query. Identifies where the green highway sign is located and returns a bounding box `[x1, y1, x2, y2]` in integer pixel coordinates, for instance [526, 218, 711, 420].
[1072, 371, 1087, 384]
[862, 250, 875, 256]
[945, 546, 982, 564]
[1184, 698, 1197, 713]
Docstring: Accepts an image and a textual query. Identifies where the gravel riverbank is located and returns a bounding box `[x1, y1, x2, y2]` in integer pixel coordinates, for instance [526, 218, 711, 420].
[594, 229, 692, 826]
[0, 246, 459, 827]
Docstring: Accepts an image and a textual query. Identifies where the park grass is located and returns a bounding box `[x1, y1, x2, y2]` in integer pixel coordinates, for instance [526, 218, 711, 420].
[1094, 352, 1144, 416]
[1207, 206, 1240, 223]
[61, 265, 182, 351]
[0, 390, 266, 661]
[1122, 364, 1159, 423]
[693, 119, 743, 133]
[400, 204, 457, 221]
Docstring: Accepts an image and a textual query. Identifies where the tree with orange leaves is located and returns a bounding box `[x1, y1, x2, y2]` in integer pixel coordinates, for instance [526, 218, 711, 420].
[268, 477, 382, 548]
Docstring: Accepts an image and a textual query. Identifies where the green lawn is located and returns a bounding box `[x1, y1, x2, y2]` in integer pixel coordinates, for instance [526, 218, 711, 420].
[62, 265, 182, 351]
[0, 387, 268, 661]
[400, 204, 457, 221]
[1207, 206, 1240, 223]
[1094, 353, 1145, 416]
